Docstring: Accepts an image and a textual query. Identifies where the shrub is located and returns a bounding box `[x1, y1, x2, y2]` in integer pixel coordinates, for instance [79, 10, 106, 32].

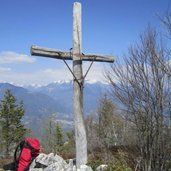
[106, 162, 132, 171]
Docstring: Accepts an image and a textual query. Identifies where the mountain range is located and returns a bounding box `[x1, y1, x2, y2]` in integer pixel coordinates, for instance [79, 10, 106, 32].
[0, 81, 110, 135]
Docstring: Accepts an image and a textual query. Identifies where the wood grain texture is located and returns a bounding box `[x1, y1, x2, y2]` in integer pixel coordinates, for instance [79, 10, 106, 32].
[31, 45, 114, 63]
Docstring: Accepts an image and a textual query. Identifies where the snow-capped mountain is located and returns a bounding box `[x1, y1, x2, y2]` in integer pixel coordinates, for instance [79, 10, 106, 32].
[0, 81, 110, 135]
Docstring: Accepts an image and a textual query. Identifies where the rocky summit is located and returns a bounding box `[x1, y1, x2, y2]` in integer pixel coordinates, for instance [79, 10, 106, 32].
[29, 153, 107, 171]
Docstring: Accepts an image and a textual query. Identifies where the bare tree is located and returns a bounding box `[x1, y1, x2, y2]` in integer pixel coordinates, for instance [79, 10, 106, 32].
[41, 116, 64, 154]
[85, 94, 128, 165]
[86, 95, 125, 150]
[157, 10, 171, 77]
[107, 28, 171, 171]
[97, 95, 124, 148]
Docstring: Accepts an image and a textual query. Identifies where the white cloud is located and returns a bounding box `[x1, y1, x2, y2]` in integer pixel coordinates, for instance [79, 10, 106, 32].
[0, 67, 11, 72]
[0, 51, 36, 64]
[0, 61, 110, 85]
[83, 62, 108, 82]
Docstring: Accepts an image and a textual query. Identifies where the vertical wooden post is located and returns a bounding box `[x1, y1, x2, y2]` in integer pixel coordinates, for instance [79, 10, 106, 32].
[73, 2, 87, 167]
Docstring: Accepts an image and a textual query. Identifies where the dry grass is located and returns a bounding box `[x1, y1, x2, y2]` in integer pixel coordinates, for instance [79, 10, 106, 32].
[0, 158, 13, 169]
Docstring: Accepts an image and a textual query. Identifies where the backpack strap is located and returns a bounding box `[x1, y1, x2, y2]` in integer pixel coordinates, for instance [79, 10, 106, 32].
[13, 140, 25, 171]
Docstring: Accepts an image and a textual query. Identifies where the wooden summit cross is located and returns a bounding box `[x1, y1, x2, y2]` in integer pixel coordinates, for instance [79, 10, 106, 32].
[30, 2, 114, 167]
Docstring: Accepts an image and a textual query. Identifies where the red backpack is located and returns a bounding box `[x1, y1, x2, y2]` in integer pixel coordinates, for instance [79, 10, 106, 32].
[17, 138, 40, 171]
[3, 138, 40, 171]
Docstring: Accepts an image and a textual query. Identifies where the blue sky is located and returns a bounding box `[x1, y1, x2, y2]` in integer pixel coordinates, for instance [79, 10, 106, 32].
[0, 0, 170, 85]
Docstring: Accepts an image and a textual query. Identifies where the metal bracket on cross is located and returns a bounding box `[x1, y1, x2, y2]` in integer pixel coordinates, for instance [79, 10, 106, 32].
[31, 45, 114, 88]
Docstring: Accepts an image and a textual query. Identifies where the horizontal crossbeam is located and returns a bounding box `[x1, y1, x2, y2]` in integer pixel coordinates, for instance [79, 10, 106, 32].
[31, 45, 114, 63]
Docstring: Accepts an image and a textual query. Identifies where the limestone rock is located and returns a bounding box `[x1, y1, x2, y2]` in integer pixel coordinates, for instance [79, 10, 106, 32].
[96, 164, 108, 171]
[79, 165, 93, 171]
[29, 169, 44, 171]
[28, 153, 99, 171]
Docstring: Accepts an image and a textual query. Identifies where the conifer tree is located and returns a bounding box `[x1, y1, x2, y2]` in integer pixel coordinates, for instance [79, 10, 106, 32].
[0, 89, 27, 157]
[54, 122, 63, 146]
[42, 116, 64, 154]
[97, 95, 124, 148]
[54, 122, 64, 153]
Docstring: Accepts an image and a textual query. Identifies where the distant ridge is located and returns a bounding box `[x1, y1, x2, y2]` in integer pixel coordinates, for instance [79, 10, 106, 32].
[0, 81, 110, 134]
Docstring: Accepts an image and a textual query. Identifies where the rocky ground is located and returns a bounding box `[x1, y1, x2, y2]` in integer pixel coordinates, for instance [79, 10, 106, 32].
[0, 153, 107, 171]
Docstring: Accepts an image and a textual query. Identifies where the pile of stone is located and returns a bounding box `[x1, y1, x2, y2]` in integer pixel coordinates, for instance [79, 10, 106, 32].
[29, 153, 107, 171]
